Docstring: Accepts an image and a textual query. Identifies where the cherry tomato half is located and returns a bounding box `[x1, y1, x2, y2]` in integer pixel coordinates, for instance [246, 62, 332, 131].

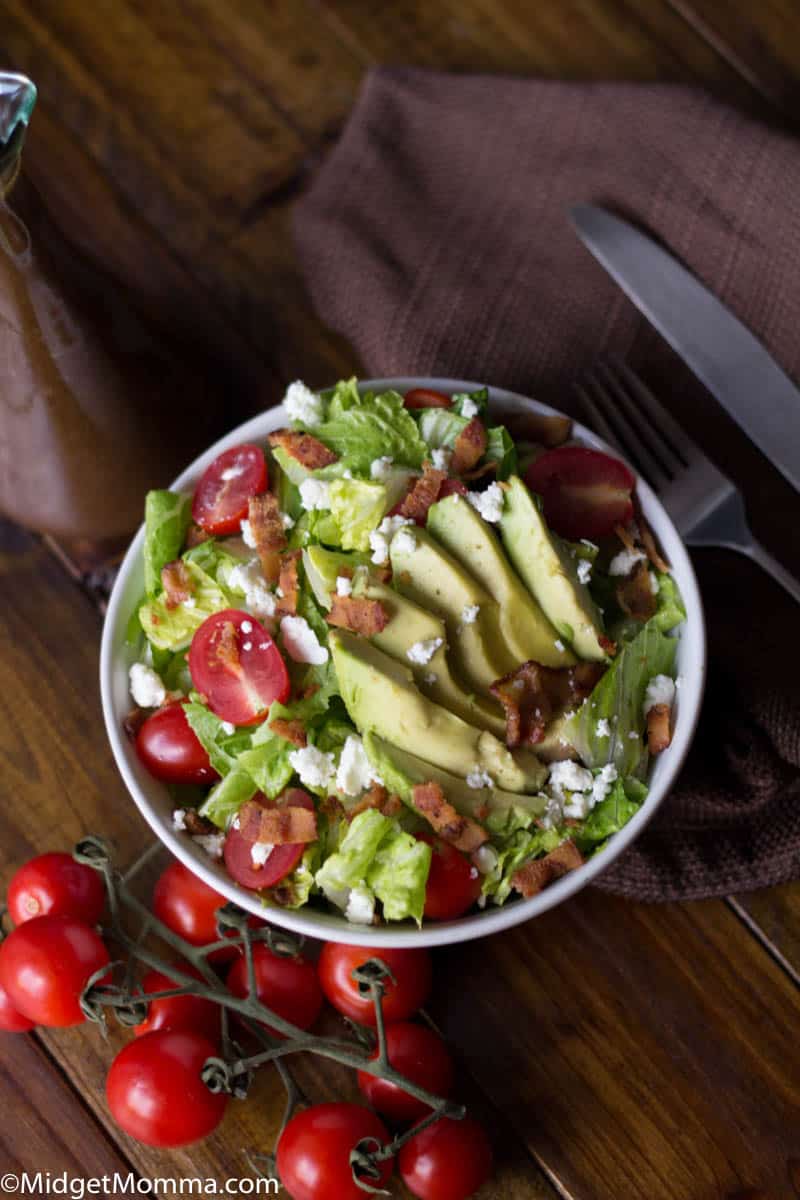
[7, 852, 105, 927]
[317, 943, 432, 1028]
[188, 609, 290, 726]
[277, 1103, 394, 1200]
[106, 1030, 227, 1147]
[153, 859, 262, 966]
[404, 388, 452, 410]
[525, 445, 635, 541]
[191, 443, 268, 536]
[419, 835, 482, 922]
[0, 977, 35, 1032]
[133, 965, 220, 1044]
[135, 701, 218, 786]
[0, 915, 110, 1027]
[223, 789, 314, 891]
[357, 1021, 454, 1123]
[438, 478, 468, 498]
[399, 1115, 493, 1200]
[227, 942, 323, 1037]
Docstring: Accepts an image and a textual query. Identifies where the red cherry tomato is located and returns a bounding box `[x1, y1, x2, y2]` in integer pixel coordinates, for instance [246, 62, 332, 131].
[0, 977, 35, 1032]
[404, 388, 452, 410]
[277, 1102, 394, 1200]
[0, 915, 110, 1027]
[525, 445, 635, 540]
[188, 609, 290, 726]
[135, 701, 218, 786]
[317, 943, 432, 1028]
[438, 478, 468, 498]
[133, 965, 220, 1043]
[191, 443, 268, 536]
[399, 1115, 493, 1200]
[227, 942, 323, 1037]
[357, 1021, 454, 1122]
[7, 852, 105, 927]
[106, 1030, 227, 1147]
[419, 835, 482, 922]
[153, 859, 261, 966]
[224, 789, 314, 891]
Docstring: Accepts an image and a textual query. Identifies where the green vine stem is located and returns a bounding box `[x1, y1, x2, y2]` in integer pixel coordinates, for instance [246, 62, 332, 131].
[73, 836, 464, 1191]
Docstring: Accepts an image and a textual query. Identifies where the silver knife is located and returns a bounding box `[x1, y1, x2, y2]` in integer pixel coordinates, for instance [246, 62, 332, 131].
[569, 203, 800, 494]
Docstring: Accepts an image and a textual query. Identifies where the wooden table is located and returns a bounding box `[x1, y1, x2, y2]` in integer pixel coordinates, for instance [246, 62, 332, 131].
[2, 4, 799, 1197]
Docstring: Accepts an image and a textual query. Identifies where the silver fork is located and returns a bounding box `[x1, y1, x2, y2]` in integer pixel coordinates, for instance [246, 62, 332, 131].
[576, 358, 800, 604]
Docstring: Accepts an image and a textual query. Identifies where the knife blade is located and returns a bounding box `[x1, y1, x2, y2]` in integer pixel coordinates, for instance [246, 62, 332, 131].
[569, 203, 800, 494]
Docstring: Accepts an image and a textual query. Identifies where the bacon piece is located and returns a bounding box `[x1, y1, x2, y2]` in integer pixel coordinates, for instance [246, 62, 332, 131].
[498, 410, 572, 448]
[511, 840, 584, 898]
[161, 559, 194, 609]
[639, 514, 670, 574]
[182, 809, 216, 837]
[268, 428, 338, 469]
[381, 794, 404, 819]
[614, 522, 638, 553]
[616, 559, 657, 622]
[123, 707, 148, 740]
[598, 634, 617, 657]
[275, 550, 301, 617]
[398, 463, 447, 524]
[450, 417, 488, 475]
[237, 799, 317, 845]
[269, 717, 307, 747]
[215, 620, 242, 676]
[373, 564, 393, 585]
[348, 783, 388, 821]
[490, 660, 606, 748]
[646, 702, 672, 753]
[327, 594, 389, 637]
[248, 492, 287, 584]
[412, 782, 488, 853]
[185, 523, 210, 548]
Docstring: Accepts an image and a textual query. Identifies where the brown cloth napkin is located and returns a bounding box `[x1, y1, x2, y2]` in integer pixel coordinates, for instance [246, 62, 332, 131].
[294, 69, 800, 901]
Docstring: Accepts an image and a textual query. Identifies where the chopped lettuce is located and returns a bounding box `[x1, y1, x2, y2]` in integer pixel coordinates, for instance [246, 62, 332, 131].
[269, 844, 320, 908]
[183, 702, 252, 776]
[237, 725, 295, 800]
[325, 478, 390, 552]
[183, 539, 245, 588]
[323, 376, 361, 418]
[316, 809, 391, 903]
[143, 490, 191, 597]
[200, 768, 258, 830]
[139, 560, 229, 652]
[481, 827, 563, 905]
[452, 386, 489, 417]
[416, 408, 468, 450]
[303, 546, 370, 609]
[311, 389, 427, 473]
[483, 426, 518, 480]
[574, 777, 647, 853]
[650, 572, 686, 633]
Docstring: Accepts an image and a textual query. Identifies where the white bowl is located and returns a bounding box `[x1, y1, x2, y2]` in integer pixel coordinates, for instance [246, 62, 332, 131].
[100, 377, 706, 948]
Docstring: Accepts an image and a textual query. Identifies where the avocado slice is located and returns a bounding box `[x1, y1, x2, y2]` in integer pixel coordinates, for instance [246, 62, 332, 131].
[363, 733, 548, 820]
[427, 493, 575, 669]
[329, 630, 545, 794]
[499, 476, 606, 662]
[390, 527, 517, 695]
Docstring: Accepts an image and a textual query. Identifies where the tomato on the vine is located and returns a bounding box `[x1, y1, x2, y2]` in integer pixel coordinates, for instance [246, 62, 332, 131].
[404, 388, 452, 410]
[188, 609, 290, 726]
[277, 1102, 394, 1200]
[226, 942, 323, 1036]
[191, 443, 268, 536]
[0, 977, 35, 1032]
[152, 859, 262, 965]
[419, 835, 482, 922]
[399, 1115, 493, 1200]
[7, 852, 105, 927]
[525, 445, 635, 540]
[0, 915, 110, 1027]
[223, 790, 314, 891]
[135, 702, 218, 786]
[317, 943, 432, 1027]
[133, 965, 220, 1043]
[106, 1030, 227, 1147]
[357, 1021, 454, 1122]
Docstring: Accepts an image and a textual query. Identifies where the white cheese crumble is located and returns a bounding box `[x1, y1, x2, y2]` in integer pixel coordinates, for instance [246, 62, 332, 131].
[129, 662, 166, 708]
[466, 767, 494, 790]
[240, 517, 257, 548]
[467, 482, 505, 524]
[407, 637, 443, 665]
[554, 638, 566, 653]
[577, 558, 593, 585]
[299, 477, 332, 512]
[461, 603, 480, 625]
[250, 842, 274, 868]
[227, 559, 277, 620]
[370, 455, 394, 481]
[644, 674, 676, 717]
[193, 832, 225, 860]
[221, 463, 246, 481]
[335, 574, 353, 597]
[336, 734, 383, 797]
[423, 671, 438, 685]
[345, 885, 375, 925]
[539, 794, 564, 830]
[648, 570, 660, 594]
[281, 511, 295, 530]
[609, 548, 646, 576]
[460, 395, 479, 419]
[628, 730, 641, 739]
[221, 721, 235, 736]
[280, 616, 329, 665]
[590, 763, 618, 808]
[596, 718, 611, 738]
[393, 527, 417, 555]
[431, 447, 452, 471]
[284, 380, 324, 427]
[171, 809, 187, 831]
[548, 760, 594, 801]
[473, 844, 498, 875]
[369, 515, 415, 565]
[289, 744, 335, 789]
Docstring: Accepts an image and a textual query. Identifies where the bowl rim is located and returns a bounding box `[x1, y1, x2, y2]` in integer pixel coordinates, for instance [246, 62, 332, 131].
[100, 375, 707, 948]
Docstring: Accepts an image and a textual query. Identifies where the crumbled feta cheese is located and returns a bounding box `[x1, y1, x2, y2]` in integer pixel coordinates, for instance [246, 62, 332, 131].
[370, 455, 394, 481]
[171, 808, 187, 831]
[539, 794, 564, 830]
[577, 558, 593, 585]
[284, 380, 324, 426]
[289, 744, 336, 789]
[336, 735, 382, 797]
[335, 574, 353, 597]
[554, 638, 566, 653]
[280, 616, 329, 665]
[250, 841, 274, 868]
[609, 548, 646, 576]
[461, 603, 480, 625]
[227, 559, 277, 620]
[431, 447, 452, 471]
[183, 597, 196, 609]
[473, 844, 498, 875]
[193, 832, 225, 860]
[240, 517, 257, 548]
[345, 885, 375, 925]
[407, 637, 443, 665]
[299, 478, 332, 512]
[580, 539, 598, 551]
[281, 511, 295, 530]
[129, 662, 166, 708]
[596, 718, 611, 738]
[466, 767, 494, 790]
[590, 763, 618, 808]
[644, 674, 676, 717]
[423, 671, 438, 685]
[221, 463, 245, 481]
[393, 528, 417, 555]
[647, 570, 659, 594]
[563, 792, 593, 820]
[460, 395, 479, 419]
[368, 515, 415, 565]
[548, 760, 593, 801]
[628, 730, 641, 740]
[221, 721, 235, 736]
[467, 482, 505, 524]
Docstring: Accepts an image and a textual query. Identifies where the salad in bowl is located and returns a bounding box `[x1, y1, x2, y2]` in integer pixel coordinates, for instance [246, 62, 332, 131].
[102, 377, 703, 944]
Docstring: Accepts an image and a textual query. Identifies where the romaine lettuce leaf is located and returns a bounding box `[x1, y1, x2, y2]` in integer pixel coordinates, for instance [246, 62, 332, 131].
[574, 777, 647, 853]
[183, 702, 252, 776]
[323, 376, 361, 419]
[139, 560, 229, 652]
[183, 539, 245, 587]
[481, 827, 563, 905]
[416, 408, 468, 450]
[367, 828, 431, 925]
[143, 490, 191, 597]
[327, 478, 390, 551]
[452, 387, 489, 417]
[315, 808, 391, 902]
[483, 426, 518, 480]
[237, 727, 295, 800]
[311, 389, 427, 473]
[268, 843, 320, 908]
[199, 768, 258, 829]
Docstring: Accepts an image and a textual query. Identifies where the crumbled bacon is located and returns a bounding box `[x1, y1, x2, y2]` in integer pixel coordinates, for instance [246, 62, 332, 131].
[373, 564, 393, 585]
[123, 707, 148, 740]
[412, 782, 488, 853]
[327, 594, 389, 636]
[215, 620, 242, 675]
[646, 703, 672, 753]
[450, 417, 488, 475]
[381, 794, 404, 819]
[237, 799, 317, 845]
[490, 660, 606, 748]
[616, 560, 657, 622]
[348, 783, 388, 821]
[511, 840, 584, 898]
[614, 522, 638, 553]
[161, 559, 194, 609]
[320, 794, 346, 823]
[269, 717, 307, 747]
[498, 410, 572, 448]
[397, 463, 447, 524]
[275, 550, 301, 617]
[248, 492, 286, 584]
[185, 523, 210, 548]
[598, 634, 617, 657]
[639, 514, 670, 574]
[268, 428, 338, 469]
[182, 809, 216, 837]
